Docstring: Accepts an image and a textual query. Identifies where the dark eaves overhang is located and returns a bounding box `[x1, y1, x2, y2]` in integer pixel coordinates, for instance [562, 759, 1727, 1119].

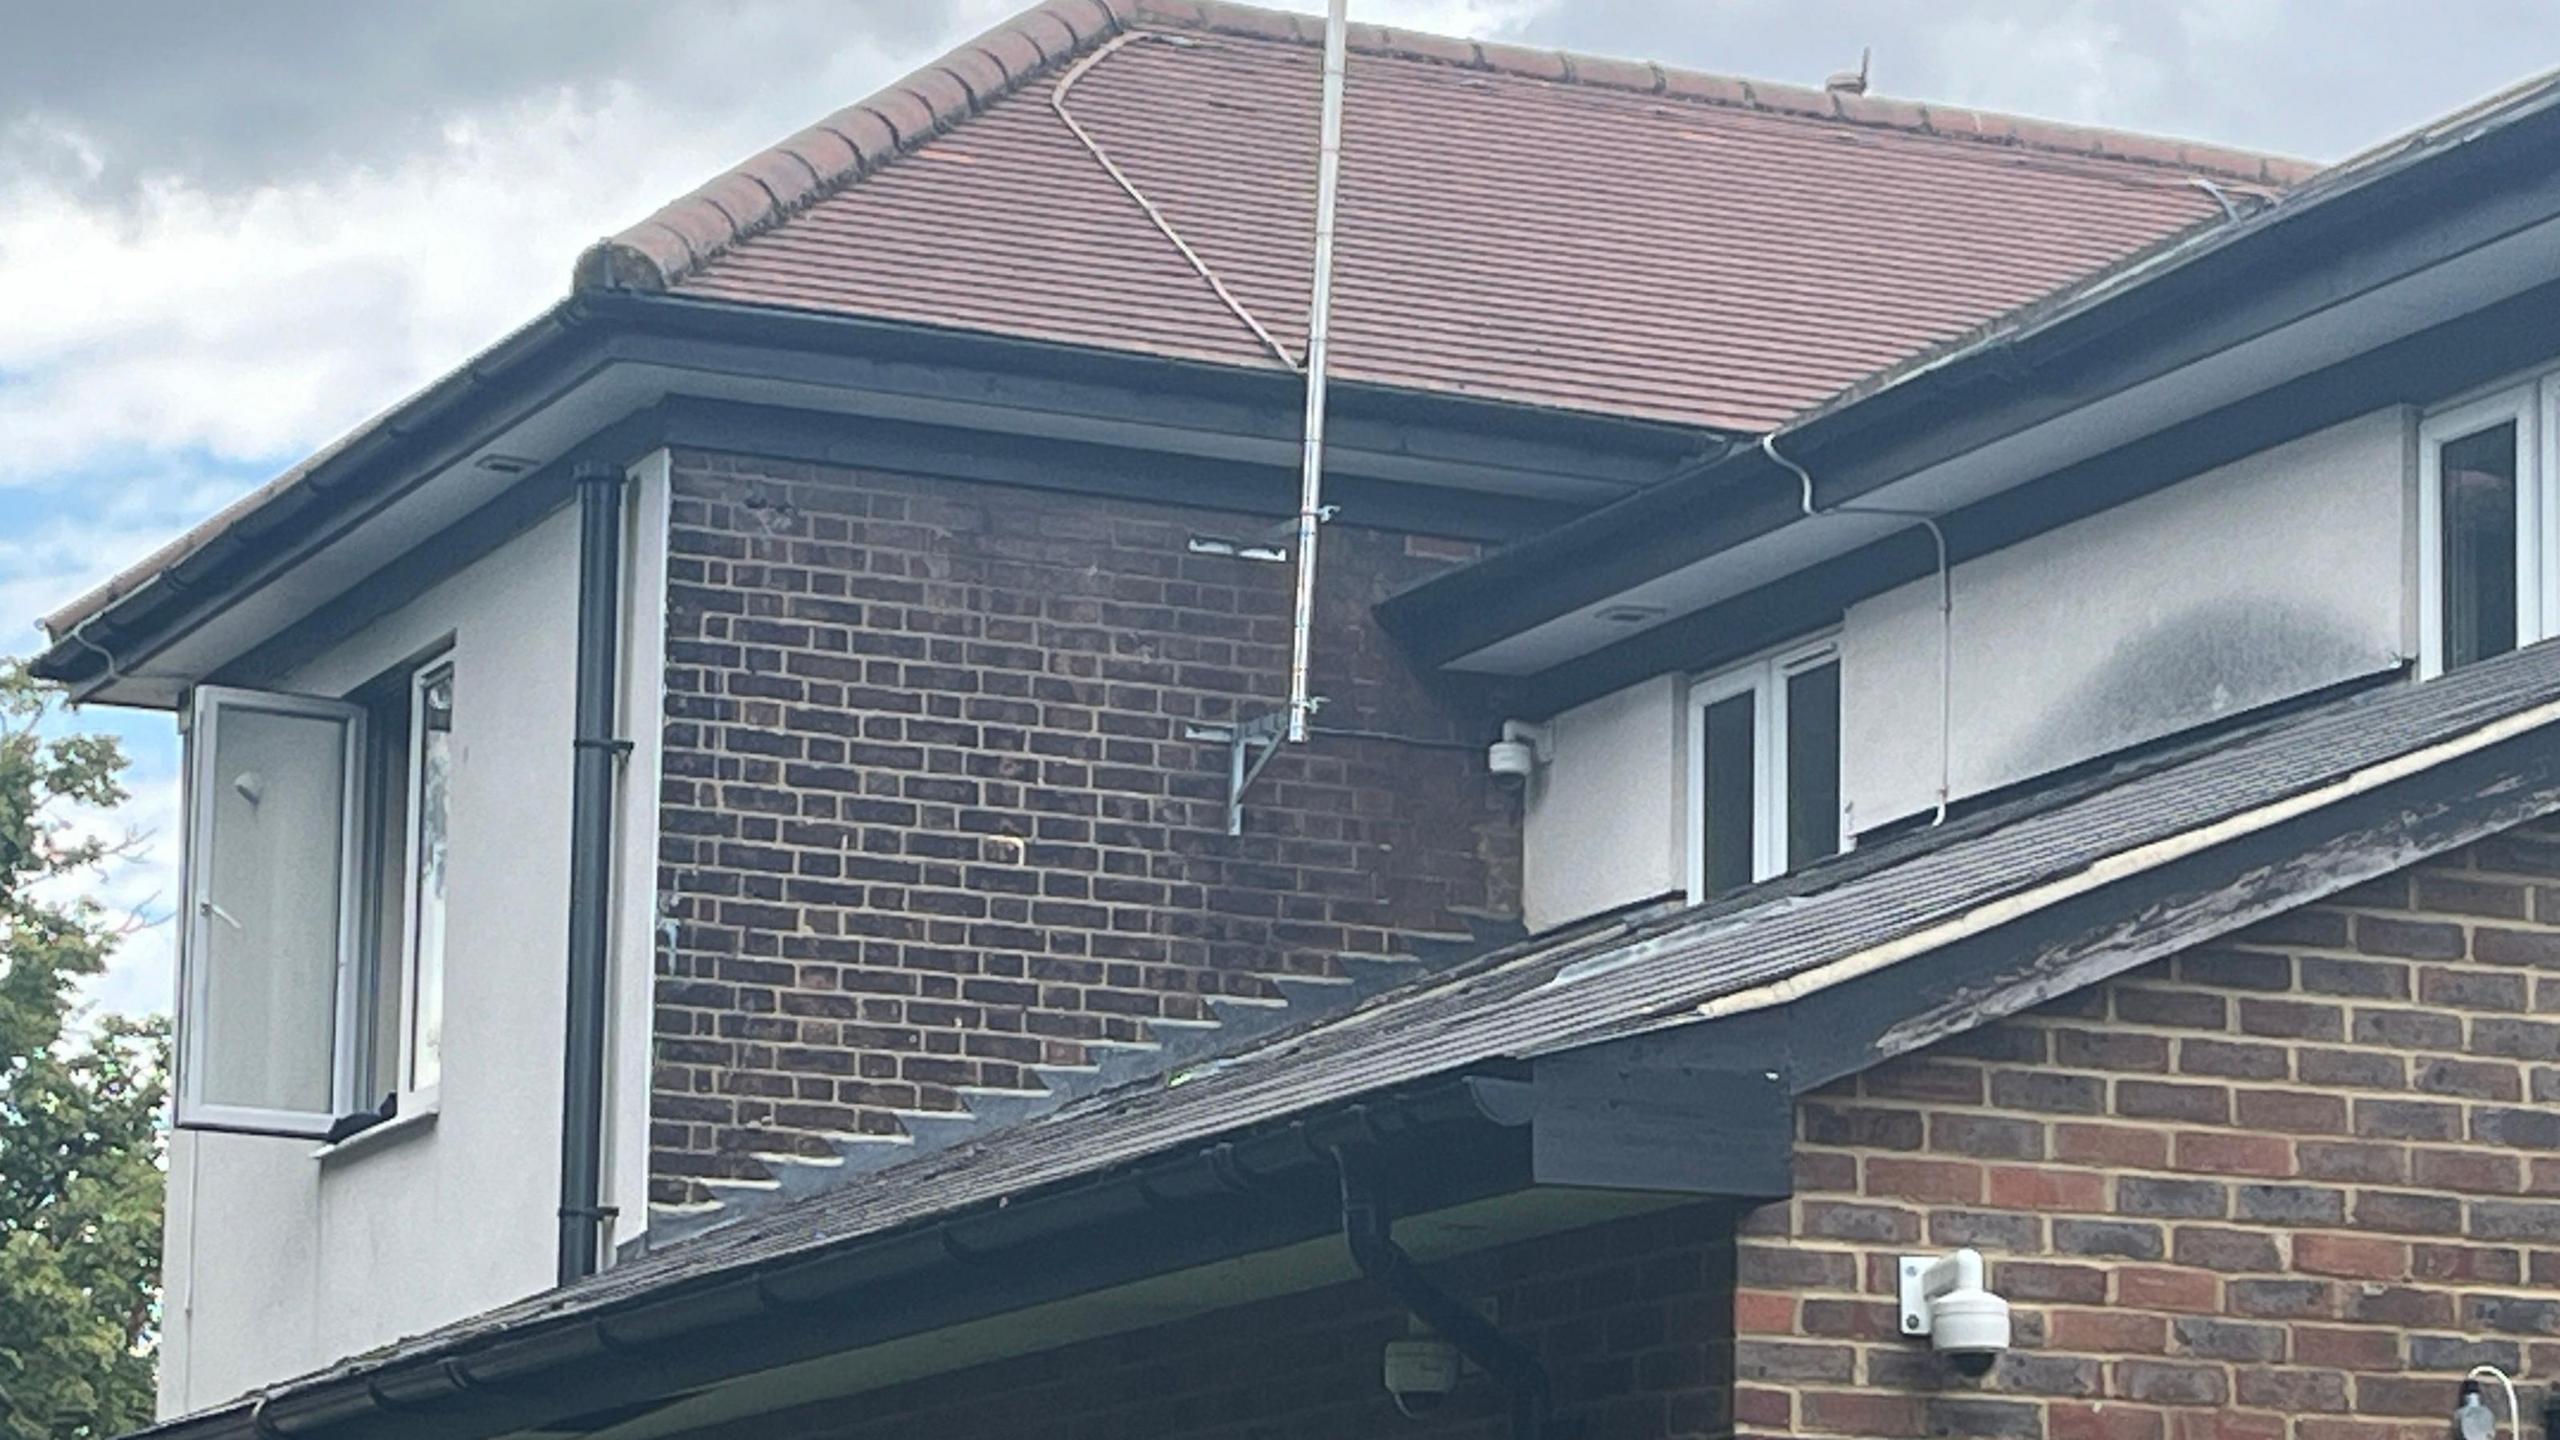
[126, 1067, 1782, 1440]
[31, 289, 1710, 707]
[1381, 66, 2560, 711]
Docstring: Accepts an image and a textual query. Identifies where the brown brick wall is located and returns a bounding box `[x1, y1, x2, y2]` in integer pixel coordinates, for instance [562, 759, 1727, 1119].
[707, 1204, 1736, 1440]
[651, 450, 1519, 1200]
[1737, 823, 2560, 1440]
[638, 754, 2560, 1434]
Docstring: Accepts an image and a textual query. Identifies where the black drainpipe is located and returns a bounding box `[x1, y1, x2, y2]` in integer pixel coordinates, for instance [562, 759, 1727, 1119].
[558, 461, 626, 1285]
[1336, 1149, 1552, 1440]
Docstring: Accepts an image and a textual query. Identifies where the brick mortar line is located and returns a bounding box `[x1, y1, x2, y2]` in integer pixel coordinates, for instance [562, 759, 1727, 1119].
[1788, 1155, 2560, 1211]
[1845, 1073, 2560, 1115]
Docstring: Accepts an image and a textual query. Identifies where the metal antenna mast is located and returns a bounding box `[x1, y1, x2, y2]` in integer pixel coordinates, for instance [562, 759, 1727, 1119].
[1286, 0, 1349, 742]
[1184, 0, 1349, 831]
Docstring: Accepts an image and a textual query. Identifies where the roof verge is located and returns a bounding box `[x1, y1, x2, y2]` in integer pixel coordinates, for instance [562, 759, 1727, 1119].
[572, 0, 1130, 293]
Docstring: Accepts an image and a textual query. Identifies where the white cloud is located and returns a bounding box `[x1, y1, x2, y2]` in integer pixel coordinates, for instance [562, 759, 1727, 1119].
[0, 87, 746, 484]
[0, 471, 246, 641]
[0, 0, 1070, 489]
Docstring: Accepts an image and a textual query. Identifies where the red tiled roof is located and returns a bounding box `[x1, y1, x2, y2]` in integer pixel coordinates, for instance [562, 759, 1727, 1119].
[581, 1, 2315, 432]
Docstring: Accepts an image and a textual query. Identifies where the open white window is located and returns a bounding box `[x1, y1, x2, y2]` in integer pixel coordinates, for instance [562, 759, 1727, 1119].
[1688, 636, 1842, 902]
[2418, 384, 2544, 678]
[179, 688, 367, 1137]
[177, 657, 455, 1140]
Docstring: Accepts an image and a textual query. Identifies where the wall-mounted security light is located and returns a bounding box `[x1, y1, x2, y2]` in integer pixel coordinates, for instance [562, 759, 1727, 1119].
[1381, 1332, 1460, 1415]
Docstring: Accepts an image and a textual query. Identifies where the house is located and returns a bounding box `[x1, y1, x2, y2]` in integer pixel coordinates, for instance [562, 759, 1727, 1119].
[34, 0, 2560, 1435]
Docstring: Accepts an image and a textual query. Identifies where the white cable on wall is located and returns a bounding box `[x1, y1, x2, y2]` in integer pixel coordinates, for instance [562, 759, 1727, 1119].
[2461, 1365, 2519, 1438]
[1762, 432, 1954, 827]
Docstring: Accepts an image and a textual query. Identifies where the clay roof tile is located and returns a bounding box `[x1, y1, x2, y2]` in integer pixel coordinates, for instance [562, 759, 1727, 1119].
[568, 0, 2324, 428]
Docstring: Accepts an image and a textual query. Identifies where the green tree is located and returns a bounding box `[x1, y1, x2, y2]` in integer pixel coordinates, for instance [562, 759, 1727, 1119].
[0, 661, 165, 1440]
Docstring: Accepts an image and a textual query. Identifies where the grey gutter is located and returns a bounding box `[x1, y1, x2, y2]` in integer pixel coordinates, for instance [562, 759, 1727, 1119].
[40, 301, 583, 641]
[30, 298, 602, 694]
[32, 290, 1710, 698]
[1378, 66, 2560, 669]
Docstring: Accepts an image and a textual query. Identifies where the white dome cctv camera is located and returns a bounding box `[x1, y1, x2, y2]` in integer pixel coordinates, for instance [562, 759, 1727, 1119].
[1898, 1249, 2011, 1378]
[1487, 720, 1552, 783]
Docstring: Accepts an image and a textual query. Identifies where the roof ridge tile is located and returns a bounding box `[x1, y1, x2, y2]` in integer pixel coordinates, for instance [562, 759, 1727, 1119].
[968, 26, 1051, 84]
[1471, 35, 1570, 84]
[1344, 20, 1478, 70]
[575, 0, 1129, 293]
[1556, 52, 1664, 94]
[1145, 0, 2314, 186]
[577, 0, 2317, 294]
[930, 47, 1007, 108]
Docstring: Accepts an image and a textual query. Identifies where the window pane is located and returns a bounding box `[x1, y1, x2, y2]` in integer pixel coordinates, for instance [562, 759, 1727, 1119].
[1701, 692, 1756, 900]
[195, 705, 351, 1118]
[2442, 420, 2519, 670]
[1785, 661, 1842, 870]
[408, 667, 453, 1093]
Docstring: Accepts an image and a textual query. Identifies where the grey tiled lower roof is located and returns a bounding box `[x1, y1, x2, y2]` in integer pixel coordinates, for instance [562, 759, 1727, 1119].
[225, 638, 2560, 1404]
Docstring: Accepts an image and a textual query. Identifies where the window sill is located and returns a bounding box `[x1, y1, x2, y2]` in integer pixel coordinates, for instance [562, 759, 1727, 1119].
[312, 1102, 437, 1164]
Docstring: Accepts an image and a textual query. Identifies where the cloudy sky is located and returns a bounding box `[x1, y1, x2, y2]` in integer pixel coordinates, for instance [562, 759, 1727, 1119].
[5, 0, 2554, 1018]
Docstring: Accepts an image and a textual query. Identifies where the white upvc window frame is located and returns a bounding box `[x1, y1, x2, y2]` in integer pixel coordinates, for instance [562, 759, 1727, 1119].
[2417, 381, 2548, 678]
[1685, 634, 1843, 902]
[176, 686, 370, 1139]
[393, 658, 455, 1111]
[174, 658, 456, 1142]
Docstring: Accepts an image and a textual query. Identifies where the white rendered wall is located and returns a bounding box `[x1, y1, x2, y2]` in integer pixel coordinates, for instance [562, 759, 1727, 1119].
[1521, 674, 1684, 932]
[1842, 408, 2413, 831]
[1521, 409, 2414, 930]
[157, 455, 669, 1416]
